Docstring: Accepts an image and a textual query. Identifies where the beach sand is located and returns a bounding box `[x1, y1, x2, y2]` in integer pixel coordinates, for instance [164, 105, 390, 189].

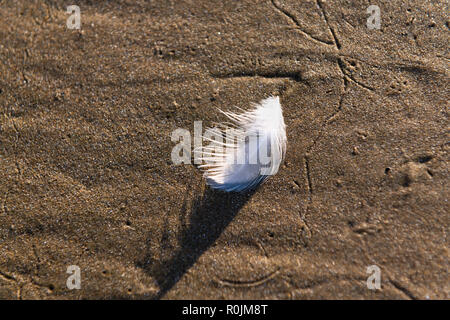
[0, 0, 448, 299]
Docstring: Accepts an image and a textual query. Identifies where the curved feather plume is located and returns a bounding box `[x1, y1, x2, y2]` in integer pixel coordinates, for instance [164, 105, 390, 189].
[198, 96, 286, 192]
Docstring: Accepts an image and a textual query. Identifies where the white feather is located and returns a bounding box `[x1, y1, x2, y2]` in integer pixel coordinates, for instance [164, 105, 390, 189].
[198, 96, 287, 192]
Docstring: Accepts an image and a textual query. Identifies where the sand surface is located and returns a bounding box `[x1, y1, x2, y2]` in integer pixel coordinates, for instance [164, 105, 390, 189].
[0, 0, 448, 299]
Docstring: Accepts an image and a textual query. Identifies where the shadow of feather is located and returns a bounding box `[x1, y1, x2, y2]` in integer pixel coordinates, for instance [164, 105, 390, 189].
[144, 187, 255, 299]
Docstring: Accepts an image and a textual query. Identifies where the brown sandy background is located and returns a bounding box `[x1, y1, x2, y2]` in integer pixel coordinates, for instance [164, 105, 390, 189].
[0, 0, 448, 299]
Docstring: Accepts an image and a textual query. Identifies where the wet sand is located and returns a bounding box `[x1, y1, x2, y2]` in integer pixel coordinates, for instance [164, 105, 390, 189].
[0, 0, 448, 299]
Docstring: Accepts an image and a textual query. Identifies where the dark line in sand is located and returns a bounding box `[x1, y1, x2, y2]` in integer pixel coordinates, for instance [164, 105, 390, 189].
[345, 75, 376, 92]
[216, 268, 280, 288]
[304, 156, 313, 197]
[270, 0, 334, 46]
[256, 240, 270, 258]
[388, 279, 418, 300]
[0, 270, 16, 282]
[337, 58, 376, 92]
[316, 0, 341, 50]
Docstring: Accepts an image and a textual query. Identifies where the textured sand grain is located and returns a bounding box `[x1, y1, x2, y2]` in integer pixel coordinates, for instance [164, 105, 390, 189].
[0, 0, 448, 299]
